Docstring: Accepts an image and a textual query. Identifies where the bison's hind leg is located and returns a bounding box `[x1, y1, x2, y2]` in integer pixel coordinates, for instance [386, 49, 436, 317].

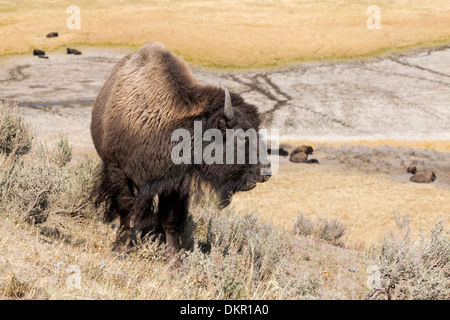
[91, 163, 135, 250]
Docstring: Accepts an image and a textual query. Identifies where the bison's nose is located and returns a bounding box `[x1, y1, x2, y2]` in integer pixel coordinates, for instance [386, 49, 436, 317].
[261, 174, 271, 183]
[258, 166, 271, 183]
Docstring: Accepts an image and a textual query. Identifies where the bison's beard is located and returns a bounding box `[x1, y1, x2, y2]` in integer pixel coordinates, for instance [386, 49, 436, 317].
[216, 179, 257, 209]
[189, 177, 245, 210]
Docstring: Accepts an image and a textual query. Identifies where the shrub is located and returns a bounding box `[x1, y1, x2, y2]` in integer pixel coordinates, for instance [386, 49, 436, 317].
[0, 100, 32, 156]
[368, 220, 450, 300]
[0, 133, 97, 222]
[316, 217, 346, 246]
[293, 213, 346, 246]
[0, 148, 65, 223]
[188, 206, 290, 280]
[293, 212, 314, 236]
[52, 135, 72, 167]
[55, 154, 99, 218]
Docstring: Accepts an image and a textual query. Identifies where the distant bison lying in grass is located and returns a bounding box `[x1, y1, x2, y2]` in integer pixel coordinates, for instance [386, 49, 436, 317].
[289, 145, 319, 164]
[407, 166, 436, 183]
[410, 171, 436, 183]
[46, 32, 58, 38]
[33, 49, 48, 59]
[33, 49, 46, 56]
[67, 48, 82, 55]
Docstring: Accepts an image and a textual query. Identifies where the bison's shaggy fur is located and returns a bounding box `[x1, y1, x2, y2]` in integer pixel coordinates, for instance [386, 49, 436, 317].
[91, 42, 270, 253]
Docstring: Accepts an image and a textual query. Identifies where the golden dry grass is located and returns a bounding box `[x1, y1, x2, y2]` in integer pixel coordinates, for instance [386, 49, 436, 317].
[0, 210, 368, 299]
[231, 162, 450, 248]
[1, 0, 450, 68]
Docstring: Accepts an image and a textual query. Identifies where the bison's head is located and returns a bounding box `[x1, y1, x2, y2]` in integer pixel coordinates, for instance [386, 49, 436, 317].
[407, 166, 417, 175]
[201, 88, 271, 207]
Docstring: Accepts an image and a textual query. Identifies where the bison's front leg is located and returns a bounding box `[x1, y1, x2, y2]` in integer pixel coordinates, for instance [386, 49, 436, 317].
[158, 192, 189, 256]
[113, 215, 131, 251]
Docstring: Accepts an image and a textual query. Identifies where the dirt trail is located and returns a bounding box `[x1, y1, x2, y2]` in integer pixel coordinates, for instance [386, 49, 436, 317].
[1, 46, 450, 154]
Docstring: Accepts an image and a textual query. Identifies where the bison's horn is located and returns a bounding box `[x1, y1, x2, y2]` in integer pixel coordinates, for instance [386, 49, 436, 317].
[224, 88, 234, 120]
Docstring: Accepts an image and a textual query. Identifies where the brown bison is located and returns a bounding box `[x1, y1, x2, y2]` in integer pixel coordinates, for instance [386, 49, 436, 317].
[91, 42, 271, 254]
[33, 49, 46, 56]
[46, 32, 58, 38]
[67, 47, 82, 55]
[410, 171, 436, 183]
[289, 145, 318, 164]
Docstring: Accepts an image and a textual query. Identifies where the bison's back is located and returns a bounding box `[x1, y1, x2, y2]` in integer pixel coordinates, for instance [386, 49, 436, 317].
[91, 54, 132, 159]
[410, 172, 436, 183]
[91, 42, 204, 185]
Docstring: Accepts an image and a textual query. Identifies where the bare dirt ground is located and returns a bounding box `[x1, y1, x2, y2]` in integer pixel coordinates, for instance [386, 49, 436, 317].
[1, 46, 450, 246]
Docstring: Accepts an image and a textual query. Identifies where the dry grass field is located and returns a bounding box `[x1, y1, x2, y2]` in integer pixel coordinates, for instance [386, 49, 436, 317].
[1, 0, 450, 68]
[233, 140, 450, 248]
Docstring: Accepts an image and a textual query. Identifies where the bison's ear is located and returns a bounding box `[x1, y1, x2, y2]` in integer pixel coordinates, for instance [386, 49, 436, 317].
[218, 117, 227, 131]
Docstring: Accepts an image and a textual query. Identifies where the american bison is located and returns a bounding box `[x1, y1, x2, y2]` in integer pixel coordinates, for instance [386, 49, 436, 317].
[410, 171, 436, 183]
[91, 42, 271, 254]
[67, 48, 82, 55]
[407, 166, 436, 183]
[46, 32, 58, 38]
[33, 49, 46, 56]
[289, 145, 318, 164]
